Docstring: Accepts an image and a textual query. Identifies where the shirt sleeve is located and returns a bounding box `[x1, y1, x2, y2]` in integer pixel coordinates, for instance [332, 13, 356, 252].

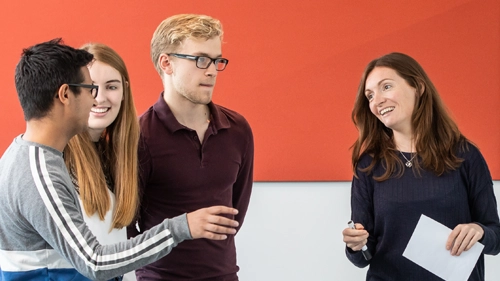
[232, 124, 254, 232]
[346, 170, 375, 268]
[463, 145, 500, 255]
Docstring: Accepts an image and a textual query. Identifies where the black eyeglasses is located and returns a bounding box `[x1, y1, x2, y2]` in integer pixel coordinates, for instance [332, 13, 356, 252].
[68, 83, 99, 98]
[168, 53, 229, 71]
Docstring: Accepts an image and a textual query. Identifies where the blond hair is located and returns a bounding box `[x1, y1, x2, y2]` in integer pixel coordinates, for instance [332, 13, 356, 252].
[64, 43, 139, 230]
[151, 14, 223, 76]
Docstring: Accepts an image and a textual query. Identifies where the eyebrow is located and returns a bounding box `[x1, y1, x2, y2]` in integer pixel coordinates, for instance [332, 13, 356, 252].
[365, 78, 393, 92]
[91, 79, 121, 85]
[191, 52, 223, 58]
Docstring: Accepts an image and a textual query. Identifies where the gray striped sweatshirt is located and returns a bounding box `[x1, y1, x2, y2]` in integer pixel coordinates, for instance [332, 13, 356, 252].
[0, 136, 192, 280]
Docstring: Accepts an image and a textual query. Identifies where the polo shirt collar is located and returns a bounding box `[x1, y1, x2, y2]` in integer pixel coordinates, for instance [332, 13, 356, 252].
[153, 92, 230, 133]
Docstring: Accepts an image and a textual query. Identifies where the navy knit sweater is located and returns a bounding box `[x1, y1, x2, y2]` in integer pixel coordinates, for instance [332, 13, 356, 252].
[346, 142, 500, 281]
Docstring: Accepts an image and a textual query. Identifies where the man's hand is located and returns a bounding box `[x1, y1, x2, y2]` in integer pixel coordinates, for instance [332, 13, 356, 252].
[187, 206, 239, 240]
[446, 223, 484, 256]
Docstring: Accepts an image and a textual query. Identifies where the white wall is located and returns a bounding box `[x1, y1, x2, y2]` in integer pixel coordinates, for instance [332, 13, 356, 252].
[236, 181, 500, 281]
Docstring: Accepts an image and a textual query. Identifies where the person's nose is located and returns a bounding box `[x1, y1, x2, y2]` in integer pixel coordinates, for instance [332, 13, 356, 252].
[94, 87, 106, 103]
[372, 91, 385, 106]
[205, 62, 218, 77]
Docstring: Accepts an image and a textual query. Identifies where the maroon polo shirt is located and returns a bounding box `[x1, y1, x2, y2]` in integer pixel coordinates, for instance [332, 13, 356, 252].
[127, 93, 254, 281]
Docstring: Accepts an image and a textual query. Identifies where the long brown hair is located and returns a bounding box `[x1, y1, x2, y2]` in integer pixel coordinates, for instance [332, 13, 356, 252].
[64, 43, 139, 229]
[351, 52, 466, 181]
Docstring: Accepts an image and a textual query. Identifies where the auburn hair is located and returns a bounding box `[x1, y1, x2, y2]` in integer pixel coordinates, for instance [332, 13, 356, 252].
[64, 43, 139, 230]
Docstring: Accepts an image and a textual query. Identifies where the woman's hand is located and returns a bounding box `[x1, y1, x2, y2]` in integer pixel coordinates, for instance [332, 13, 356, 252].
[343, 223, 369, 251]
[446, 223, 484, 256]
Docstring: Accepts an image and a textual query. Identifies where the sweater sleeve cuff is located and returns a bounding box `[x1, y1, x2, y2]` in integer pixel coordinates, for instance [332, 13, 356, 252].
[345, 245, 370, 268]
[168, 213, 193, 243]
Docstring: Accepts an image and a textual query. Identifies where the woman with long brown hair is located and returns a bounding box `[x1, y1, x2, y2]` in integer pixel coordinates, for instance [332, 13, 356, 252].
[342, 52, 500, 281]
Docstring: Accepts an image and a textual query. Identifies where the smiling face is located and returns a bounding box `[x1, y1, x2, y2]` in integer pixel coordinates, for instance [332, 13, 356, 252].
[364, 66, 417, 134]
[166, 36, 222, 105]
[87, 60, 124, 141]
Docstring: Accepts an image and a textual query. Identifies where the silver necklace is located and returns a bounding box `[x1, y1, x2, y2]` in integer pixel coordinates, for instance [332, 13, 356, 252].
[400, 151, 417, 168]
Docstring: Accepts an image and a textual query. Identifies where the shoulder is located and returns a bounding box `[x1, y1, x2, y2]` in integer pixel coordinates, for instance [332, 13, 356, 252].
[457, 140, 483, 162]
[357, 153, 374, 168]
[139, 94, 164, 124]
[138, 105, 160, 139]
[352, 153, 375, 179]
[8, 140, 65, 172]
[217, 104, 248, 120]
[214, 104, 253, 133]
[138, 105, 155, 123]
[2, 141, 73, 198]
[352, 153, 376, 187]
[33, 147, 72, 185]
[457, 140, 489, 170]
[212, 105, 254, 154]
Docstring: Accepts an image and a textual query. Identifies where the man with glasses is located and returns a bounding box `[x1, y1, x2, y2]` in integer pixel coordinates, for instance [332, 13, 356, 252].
[68, 83, 99, 98]
[0, 38, 240, 281]
[127, 14, 254, 280]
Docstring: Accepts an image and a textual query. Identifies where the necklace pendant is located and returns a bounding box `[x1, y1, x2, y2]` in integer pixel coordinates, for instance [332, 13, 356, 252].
[399, 150, 416, 168]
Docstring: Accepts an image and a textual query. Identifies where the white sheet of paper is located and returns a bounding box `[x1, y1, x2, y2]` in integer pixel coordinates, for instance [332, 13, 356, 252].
[402, 214, 484, 281]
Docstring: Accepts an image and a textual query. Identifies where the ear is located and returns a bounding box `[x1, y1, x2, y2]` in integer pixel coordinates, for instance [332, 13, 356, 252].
[419, 83, 425, 95]
[159, 53, 173, 75]
[55, 84, 71, 105]
[415, 79, 425, 96]
[121, 80, 130, 101]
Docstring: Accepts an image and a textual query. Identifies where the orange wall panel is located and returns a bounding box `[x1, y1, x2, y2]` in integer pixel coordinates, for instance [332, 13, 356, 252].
[0, 0, 498, 181]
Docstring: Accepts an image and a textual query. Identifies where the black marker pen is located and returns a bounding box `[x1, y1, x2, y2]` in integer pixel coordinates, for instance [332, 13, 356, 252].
[348, 220, 372, 260]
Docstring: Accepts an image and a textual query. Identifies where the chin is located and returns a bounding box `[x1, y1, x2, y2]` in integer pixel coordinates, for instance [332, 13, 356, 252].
[378, 121, 392, 129]
[196, 97, 212, 105]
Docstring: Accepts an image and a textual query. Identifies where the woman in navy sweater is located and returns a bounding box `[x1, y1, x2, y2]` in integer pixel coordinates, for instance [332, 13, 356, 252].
[342, 52, 500, 281]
